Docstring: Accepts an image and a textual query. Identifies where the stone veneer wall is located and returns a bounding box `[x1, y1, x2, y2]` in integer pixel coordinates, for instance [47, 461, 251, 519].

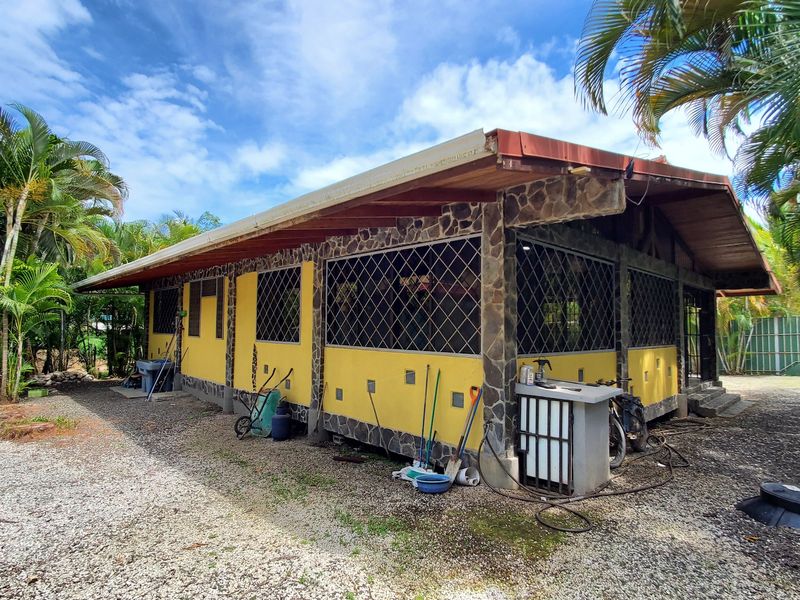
[142, 202, 482, 459]
[139, 177, 645, 479]
[503, 176, 625, 227]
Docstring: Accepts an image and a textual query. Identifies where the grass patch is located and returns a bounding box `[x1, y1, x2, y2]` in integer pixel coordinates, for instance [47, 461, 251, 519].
[0, 414, 78, 439]
[53, 416, 77, 429]
[467, 511, 566, 560]
[334, 509, 409, 538]
[293, 471, 335, 488]
[268, 475, 308, 502]
[212, 448, 250, 468]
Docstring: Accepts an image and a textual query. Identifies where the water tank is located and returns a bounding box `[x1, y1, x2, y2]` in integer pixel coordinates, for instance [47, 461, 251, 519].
[271, 413, 291, 441]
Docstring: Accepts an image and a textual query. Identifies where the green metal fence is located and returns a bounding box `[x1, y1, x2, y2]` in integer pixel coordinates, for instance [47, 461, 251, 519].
[737, 316, 800, 375]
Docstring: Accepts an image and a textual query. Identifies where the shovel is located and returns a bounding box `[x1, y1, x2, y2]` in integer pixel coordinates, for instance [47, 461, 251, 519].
[444, 386, 482, 481]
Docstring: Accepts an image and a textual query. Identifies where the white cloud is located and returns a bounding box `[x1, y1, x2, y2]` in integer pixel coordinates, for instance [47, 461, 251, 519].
[60, 72, 286, 220]
[0, 0, 91, 106]
[221, 0, 398, 122]
[234, 142, 287, 177]
[395, 53, 732, 175]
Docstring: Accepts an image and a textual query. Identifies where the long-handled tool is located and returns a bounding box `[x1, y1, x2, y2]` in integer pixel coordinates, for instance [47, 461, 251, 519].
[445, 385, 483, 481]
[425, 369, 441, 468]
[368, 389, 391, 459]
[147, 311, 185, 402]
[417, 365, 430, 467]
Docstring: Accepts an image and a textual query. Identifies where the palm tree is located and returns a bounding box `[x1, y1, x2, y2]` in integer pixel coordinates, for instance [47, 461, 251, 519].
[0, 261, 71, 401]
[574, 1, 800, 206]
[0, 104, 126, 394]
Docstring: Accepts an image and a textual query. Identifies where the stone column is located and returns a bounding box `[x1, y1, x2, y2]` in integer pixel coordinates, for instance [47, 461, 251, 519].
[616, 247, 630, 390]
[480, 197, 519, 490]
[173, 283, 184, 391]
[675, 278, 689, 417]
[141, 287, 150, 360]
[223, 268, 236, 414]
[307, 252, 329, 442]
[676, 278, 685, 392]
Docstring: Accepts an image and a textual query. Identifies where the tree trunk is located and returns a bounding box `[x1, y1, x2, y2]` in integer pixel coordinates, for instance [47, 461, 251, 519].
[2, 185, 30, 286]
[1, 314, 7, 398]
[1, 185, 30, 399]
[12, 329, 24, 402]
[59, 310, 65, 371]
[0, 200, 16, 280]
[29, 217, 46, 259]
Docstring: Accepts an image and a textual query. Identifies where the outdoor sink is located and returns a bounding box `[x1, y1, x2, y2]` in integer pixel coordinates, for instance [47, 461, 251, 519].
[517, 379, 622, 404]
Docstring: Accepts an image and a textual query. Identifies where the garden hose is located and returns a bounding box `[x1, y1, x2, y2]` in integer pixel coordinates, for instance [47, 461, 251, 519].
[476, 421, 694, 534]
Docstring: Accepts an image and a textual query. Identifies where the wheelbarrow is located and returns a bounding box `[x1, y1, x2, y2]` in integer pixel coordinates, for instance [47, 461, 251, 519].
[234, 368, 293, 439]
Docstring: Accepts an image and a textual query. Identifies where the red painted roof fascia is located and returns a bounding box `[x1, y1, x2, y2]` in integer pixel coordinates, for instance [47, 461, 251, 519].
[492, 129, 731, 187]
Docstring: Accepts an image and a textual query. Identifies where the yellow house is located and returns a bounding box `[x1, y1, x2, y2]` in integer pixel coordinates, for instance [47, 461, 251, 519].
[75, 128, 776, 490]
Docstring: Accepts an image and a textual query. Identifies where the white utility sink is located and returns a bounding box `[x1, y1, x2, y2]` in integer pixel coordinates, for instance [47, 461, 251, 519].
[516, 378, 621, 495]
[514, 380, 622, 404]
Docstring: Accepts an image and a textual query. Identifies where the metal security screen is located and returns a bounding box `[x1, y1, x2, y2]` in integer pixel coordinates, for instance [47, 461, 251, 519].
[630, 269, 675, 347]
[256, 266, 301, 343]
[518, 393, 573, 495]
[188, 281, 201, 336]
[153, 288, 178, 334]
[201, 278, 217, 296]
[516, 240, 614, 354]
[684, 292, 701, 378]
[325, 237, 481, 355]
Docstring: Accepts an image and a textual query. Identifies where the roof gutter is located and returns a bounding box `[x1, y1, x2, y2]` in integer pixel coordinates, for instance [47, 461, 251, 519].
[74, 129, 494, 292]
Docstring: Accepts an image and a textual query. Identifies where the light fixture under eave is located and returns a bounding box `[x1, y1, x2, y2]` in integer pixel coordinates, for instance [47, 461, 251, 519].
[521, 244, 531, 251]
[568, 166, 592, 175]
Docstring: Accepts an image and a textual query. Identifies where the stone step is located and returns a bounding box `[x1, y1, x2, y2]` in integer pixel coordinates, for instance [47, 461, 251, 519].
[683, 380, 722, 396]
[718, 399, 753, 418]
[693, 393, 741, 418]
[687, 387, 727, 412]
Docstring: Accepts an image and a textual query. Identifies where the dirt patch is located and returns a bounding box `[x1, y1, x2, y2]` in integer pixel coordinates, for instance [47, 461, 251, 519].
[0, 404, 78, 441]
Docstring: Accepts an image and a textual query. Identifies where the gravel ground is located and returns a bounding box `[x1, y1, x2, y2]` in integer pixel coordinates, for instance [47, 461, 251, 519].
[0, 377, 798, 599]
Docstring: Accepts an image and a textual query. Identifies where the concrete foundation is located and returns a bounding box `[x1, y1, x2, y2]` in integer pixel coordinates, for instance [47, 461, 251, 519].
[222, 387, 234, 414]
[478, 449, 519, 491]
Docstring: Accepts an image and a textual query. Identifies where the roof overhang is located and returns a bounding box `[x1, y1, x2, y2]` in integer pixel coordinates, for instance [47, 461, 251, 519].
[74, 128, 778, 296]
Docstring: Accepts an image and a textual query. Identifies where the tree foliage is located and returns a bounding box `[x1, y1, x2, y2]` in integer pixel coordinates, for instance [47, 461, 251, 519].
[575, 1, 800, 276]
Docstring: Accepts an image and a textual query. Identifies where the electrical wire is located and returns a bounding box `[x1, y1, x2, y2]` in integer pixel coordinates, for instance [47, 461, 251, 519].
[476, 420, 697, 533]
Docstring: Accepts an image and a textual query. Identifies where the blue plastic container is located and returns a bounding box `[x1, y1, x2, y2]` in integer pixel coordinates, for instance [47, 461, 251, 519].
[415, 473, 452, 494]
[271, 413, 291, 441]
[136, 359, 174, 393]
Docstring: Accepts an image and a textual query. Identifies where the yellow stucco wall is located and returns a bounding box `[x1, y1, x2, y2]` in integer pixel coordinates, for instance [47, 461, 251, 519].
[517, 351, 617, 386]
[148, 290, 178, 360]
[627, 346, 678, 406]
[323, 348, 484, 450]
[179, 279, 227, 385]
[233, 262, 313, 406]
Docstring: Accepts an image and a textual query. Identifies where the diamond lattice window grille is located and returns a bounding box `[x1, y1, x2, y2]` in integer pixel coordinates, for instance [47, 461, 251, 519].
[153, 288, 178, 334]
[516, 240, 615, 355]
[325, 236, 481, 355]
[629, 269, 676, 347]
[188, 281, 201, 336]
[256, 266, 301, 343]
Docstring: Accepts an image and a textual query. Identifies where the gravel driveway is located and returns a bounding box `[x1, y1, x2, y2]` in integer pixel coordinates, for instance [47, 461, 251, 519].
[1, 377, 798, 599]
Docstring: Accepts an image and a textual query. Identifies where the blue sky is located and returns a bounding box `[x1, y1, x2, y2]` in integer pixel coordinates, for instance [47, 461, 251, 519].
[1, 0, 733, 223]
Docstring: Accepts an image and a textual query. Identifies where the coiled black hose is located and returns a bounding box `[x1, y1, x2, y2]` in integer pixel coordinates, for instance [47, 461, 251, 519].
[476, 422, 692, 533]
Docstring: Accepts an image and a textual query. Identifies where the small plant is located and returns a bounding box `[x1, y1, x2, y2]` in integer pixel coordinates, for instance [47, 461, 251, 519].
[293, 471, 335, 488]
[53, 416, 77, 429]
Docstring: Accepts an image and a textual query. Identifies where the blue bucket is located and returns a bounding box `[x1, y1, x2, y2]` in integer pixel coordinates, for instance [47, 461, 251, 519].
[415, 473, 452, 494]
